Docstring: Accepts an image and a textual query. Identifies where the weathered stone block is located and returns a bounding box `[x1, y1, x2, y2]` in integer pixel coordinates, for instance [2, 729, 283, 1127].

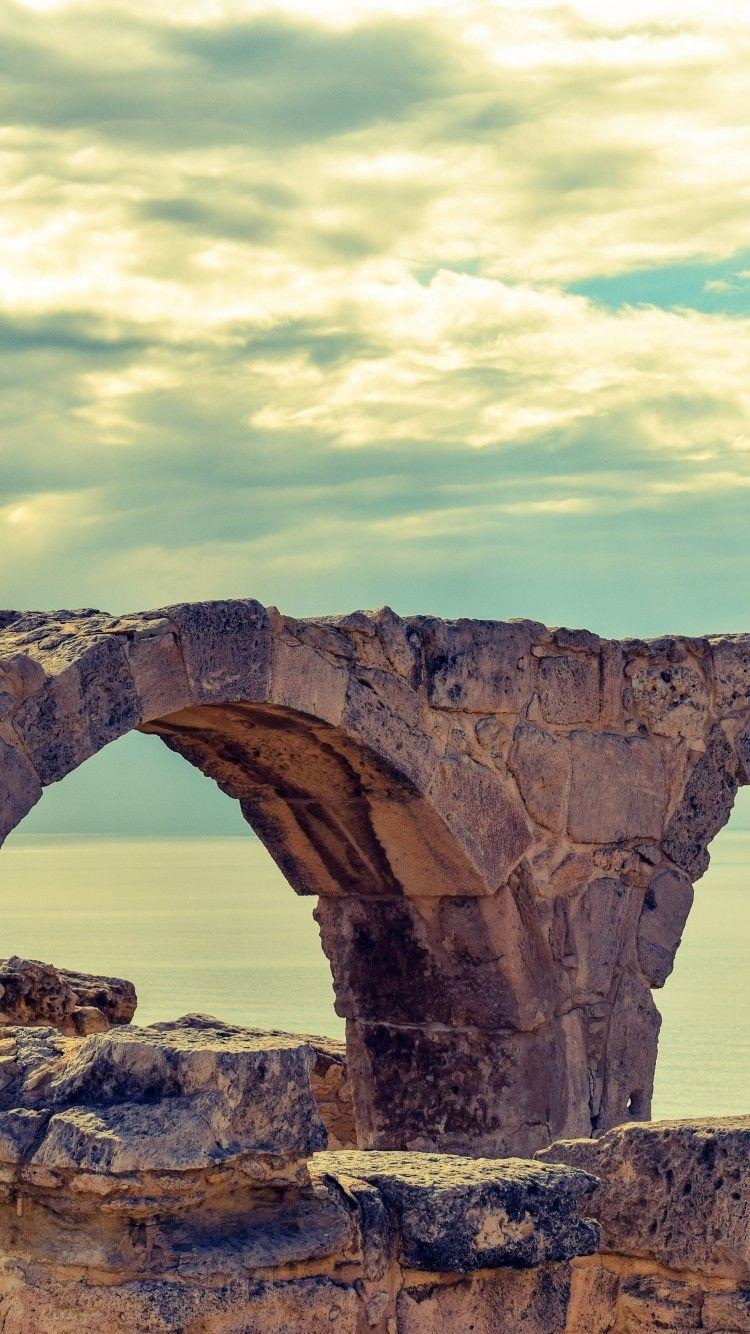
[424, 620, 534, 713]
[346, 1017, 591, 1157]
[397, 1266, 574, 1334]
[0, 956, 136, 1035]
[0, 738, 42, 842]
[13, 636, 141, 784]
[540, 1117, 750, 1280]
[428, 755, 531, 888]
[637, 866, 694, 987]
[537, 654, 600, 725]
[508, 722, 569, 832]
[315, 891, 555, 1030]
[629, 658, 709, 739]
[563, 877, 639, 998]
[269, 631, 349, 725]
[161, 598, 271, 705]
[342, 668, 434, 790]
[567, 732, 668, 843]
[663, 726, 740, 878]
[316, 1149, 598, 1271]
[711, 634, 750, 713]
[0, 1016, 327, 1193]
[703, 1287, 750, 1330]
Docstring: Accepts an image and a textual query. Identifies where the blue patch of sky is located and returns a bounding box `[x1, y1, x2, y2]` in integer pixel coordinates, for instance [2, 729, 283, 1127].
[569, 253, 750, 315]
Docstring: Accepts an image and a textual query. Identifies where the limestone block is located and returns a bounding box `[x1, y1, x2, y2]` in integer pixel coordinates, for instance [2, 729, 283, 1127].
[563, 877, 639, 998]
[315, 890, 556, 1031]
[346, 1016, 591, 1157]
[316, 1149, 598, 1271]
[508, 722, 569, 832]
[342, 668, 434, 790]
[12, 635, 141, 784]
[424, 619, 534, 713]
[616, 1273, 704, 1331]
[428, 755, 531, 888]
[537, 654, 600, 725]
[0, 1272, 361, 1334]
[629, 659, 709, 739]
[397, 1266, 573, 1334]
[738, 719, 750, 783]
[703, 1288, 750, 1330]
[0, 1016, 327, 1194]
[161, 598, 272, 704]
[0, 739, 42, 842]
[711, 634, 750, 713]
[540, 1117, 750, 1280]
[375, 605, 424, 683]
[269, 631, 349, 726]
[663, 725, 739, 878]
[553, 627, 601, 653]
[637, 866, 694, 987]
[123, 628, 193, 720]
[567, 732, 668, 843]
[588, 973, 661, 1127]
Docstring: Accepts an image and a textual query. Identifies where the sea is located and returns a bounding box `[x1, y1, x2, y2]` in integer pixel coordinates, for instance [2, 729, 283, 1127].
[0, 824, 748, 1122]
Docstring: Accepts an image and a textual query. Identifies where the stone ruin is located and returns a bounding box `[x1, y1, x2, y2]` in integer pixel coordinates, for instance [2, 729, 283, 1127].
[0, 599, 748, 1330]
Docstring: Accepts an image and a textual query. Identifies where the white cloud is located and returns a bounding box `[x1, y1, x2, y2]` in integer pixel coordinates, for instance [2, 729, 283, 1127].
[0, 0, 748, 626]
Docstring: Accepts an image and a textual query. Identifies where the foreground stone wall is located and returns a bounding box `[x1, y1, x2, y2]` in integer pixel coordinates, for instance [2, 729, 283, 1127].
[542, 1118, 750, 1332]
[0, 1015, 598, 1333]
[1, 601, 748, 1154]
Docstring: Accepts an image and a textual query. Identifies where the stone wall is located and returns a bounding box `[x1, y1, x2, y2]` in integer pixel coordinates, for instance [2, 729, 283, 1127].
[1, 601, 748, 1155]
[541, 1118, 750, 1331]
[0, 1015, 598, 1333]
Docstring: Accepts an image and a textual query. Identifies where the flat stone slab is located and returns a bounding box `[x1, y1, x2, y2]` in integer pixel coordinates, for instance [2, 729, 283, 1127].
[0, 1014, 327, 1197]
[315, 1149, 599, 1271]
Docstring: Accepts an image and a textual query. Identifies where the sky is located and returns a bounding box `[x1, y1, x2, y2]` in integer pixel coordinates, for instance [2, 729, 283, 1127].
[2, 0, 750, 833]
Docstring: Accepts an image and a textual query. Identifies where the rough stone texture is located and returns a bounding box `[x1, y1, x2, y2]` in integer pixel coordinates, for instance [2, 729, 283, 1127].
[1, 603, 748, 1155]
[314, 1150, 598, 1271]
[0, 956, 136, 1036]
[540, 1116, 750, 1332]
[0, 1014, 598, 1333]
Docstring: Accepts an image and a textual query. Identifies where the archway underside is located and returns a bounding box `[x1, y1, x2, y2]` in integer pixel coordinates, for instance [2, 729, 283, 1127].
[1, 601, 749, 1156]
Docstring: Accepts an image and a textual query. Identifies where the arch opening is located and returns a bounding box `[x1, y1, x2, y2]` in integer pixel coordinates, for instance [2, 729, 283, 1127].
[652, 785, 750, 1119]
[1, 727, 341, 1036]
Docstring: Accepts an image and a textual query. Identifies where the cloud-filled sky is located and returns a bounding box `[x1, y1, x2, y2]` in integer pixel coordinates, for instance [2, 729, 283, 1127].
[2, 0, 750, 639]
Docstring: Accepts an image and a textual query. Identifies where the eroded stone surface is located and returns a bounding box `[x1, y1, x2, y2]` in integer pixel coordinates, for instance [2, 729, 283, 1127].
[540, 1116, 750, 1333]
[0, 957, 136, 1037]
[315, 1150, 599, 1271]
[1, 604, 749, 1156]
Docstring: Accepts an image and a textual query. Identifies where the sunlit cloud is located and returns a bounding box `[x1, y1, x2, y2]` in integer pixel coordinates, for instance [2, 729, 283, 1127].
[0, 0, 748, 631]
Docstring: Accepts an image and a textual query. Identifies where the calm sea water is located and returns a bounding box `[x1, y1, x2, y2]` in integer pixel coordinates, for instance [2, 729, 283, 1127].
[0, 831, 747, 1121]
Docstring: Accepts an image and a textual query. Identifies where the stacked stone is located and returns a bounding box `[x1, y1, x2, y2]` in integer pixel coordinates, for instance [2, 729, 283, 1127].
[540, 1117, 750, 1331]
[0, 1014, 598, 1333]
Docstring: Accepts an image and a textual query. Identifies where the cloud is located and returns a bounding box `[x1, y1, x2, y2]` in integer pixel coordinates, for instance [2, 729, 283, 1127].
[0, 0, 749, 636]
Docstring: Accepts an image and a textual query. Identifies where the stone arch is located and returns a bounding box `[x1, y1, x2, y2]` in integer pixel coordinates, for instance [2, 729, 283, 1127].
[1, 601, 749, 1157]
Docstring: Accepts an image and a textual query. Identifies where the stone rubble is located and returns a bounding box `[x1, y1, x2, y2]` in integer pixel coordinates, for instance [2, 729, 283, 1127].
[0, 956, 136, 1037]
